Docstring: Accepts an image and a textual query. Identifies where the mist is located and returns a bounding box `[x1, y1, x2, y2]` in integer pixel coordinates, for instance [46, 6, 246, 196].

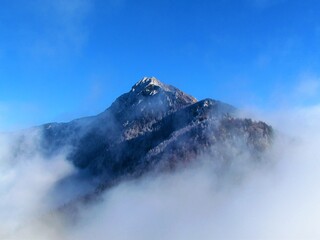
[1, 105, 320, 240]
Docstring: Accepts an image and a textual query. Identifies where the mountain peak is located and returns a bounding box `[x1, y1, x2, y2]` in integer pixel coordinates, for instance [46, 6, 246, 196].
[108, 77, 197, 124]
[133, 76, 161, 88]
[39, 77, 273, 182]
[130, 77, 170, 96]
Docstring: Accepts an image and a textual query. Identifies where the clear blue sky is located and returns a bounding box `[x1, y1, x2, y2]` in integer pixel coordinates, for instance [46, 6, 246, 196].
[1, 0, 320, 130]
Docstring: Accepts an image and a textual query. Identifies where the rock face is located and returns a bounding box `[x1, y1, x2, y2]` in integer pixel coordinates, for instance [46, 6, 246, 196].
[41, 77, 273, 181]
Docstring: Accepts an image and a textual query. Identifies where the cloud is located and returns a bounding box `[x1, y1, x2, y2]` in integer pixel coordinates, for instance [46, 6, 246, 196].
[29, 0, 94, 57]
[295, 74, 320, 98]
[0, 102, 42, 132]
[0, 0, 95, 59]
[65, 106, 320, 240]
[2, 102, 320, 239]
[0, 129, 75, 239]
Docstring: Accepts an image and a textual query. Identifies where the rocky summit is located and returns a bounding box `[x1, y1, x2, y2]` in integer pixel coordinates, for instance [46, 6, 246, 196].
[39, 77, 273, 184]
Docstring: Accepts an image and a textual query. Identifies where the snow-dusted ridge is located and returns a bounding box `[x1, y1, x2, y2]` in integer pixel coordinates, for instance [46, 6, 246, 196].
[131, 77, 163, 92]
[130, 76, 194, 99]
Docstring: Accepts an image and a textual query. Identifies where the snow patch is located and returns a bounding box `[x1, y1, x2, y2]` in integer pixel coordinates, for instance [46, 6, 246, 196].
[131, 77, 163, 93]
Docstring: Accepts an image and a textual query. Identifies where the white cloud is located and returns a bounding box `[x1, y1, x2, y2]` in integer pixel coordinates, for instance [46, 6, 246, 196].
[66, 106, 320, 239]
[296, 74, 320, 98]
[2, 102, 320, 239]
[0, 102, 42, 132]
[0, 129, 74, 239]
[11, 0, 95, 58]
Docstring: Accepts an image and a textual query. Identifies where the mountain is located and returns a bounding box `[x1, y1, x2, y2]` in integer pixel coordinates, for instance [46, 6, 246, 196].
[39, 77, 273, 184]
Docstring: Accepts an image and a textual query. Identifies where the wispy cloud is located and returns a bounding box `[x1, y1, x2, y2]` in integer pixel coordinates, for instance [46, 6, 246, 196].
[295, 74, 320, 98]
[0, 0, 95, 60]
[27, 0, 94, 57]
[0, 129, 74, 239]
[0, 102, 42, 132]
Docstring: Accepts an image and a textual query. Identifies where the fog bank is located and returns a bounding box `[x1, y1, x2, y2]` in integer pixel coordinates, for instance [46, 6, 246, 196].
[1, 106, 320, 239]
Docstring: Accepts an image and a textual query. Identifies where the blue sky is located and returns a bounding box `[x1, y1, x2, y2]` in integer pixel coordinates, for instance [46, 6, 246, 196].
[1, 0, 320, 130]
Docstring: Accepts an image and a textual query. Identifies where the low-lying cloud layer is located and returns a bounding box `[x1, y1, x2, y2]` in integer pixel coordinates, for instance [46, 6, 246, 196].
[1, 105, 320, 240]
